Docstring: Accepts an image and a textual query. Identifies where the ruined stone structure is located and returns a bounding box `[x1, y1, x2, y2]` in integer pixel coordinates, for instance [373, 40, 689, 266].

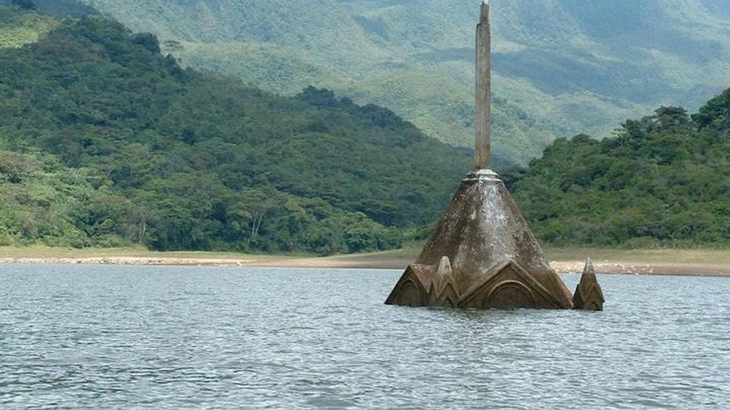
[385, 1, 604, 310]
[572, 258, 605, 311]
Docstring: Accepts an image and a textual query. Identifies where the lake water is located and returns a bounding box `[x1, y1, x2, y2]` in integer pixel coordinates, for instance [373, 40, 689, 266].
[1, 264, 729, 409]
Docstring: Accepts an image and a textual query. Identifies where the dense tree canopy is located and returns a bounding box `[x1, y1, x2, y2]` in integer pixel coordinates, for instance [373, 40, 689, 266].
[0, 14, 471, 253]
[510, 96, 730, 248]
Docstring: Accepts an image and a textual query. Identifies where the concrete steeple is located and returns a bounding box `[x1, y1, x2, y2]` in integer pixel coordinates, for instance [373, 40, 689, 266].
[475, 0, 491, 169]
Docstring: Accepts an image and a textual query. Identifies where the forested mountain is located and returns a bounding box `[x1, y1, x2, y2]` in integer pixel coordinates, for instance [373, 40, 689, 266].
[510, 95, 730, 248]
[29, 0, 730, 164]
[0, 11, 471, 253]
[3, 5, 730, 252]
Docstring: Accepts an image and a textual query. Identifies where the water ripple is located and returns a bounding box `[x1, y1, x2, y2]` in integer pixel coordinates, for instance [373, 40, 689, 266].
[1, 265, 729, 409]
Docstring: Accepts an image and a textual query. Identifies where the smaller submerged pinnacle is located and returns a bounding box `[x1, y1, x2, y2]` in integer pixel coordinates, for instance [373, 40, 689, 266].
[573, 258, 605, 311]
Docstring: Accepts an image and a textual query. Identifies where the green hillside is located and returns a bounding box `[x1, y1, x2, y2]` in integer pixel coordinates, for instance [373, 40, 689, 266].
[0, 11, 471, 253]
[54, 0, 730, 164]
[510, 96, 730, 248]
[2, 7, 729, 252]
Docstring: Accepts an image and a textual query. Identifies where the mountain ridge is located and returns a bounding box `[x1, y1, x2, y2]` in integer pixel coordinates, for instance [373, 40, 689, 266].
[53, 0, 730, 164]
[3, 7, 730, 251]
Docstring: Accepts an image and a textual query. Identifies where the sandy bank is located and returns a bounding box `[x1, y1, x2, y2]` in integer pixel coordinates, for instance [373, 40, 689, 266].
[2, 255, 730, 276]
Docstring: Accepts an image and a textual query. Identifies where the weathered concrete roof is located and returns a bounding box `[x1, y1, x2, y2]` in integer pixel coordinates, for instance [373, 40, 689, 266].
[414, 170, 573, 307]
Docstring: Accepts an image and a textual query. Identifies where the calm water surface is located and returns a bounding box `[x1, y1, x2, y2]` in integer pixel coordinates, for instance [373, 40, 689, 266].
[1, 264, 729, 409]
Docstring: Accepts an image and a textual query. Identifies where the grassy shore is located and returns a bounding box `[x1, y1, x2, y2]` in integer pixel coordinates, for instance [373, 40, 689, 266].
[544, 247, 730, 265]
[1, 245, 730, 276]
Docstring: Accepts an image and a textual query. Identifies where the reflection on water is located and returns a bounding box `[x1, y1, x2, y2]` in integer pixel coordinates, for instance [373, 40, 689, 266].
[1, 265, 729, 409]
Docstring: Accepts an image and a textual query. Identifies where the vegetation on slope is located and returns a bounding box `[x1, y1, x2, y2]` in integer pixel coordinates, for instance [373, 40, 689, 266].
[58, 0, 730, 165]
[0, 11, 472, 253]
[510, 96, 730, 248]
[3, 6, 730, 254]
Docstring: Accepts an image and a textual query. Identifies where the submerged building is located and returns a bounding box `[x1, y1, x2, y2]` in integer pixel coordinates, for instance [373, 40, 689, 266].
[385, 1, 604, 310]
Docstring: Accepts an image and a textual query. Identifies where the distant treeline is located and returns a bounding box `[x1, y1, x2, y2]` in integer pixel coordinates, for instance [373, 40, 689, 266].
[0, 14, 471, 253]
[509, 99, 730, 248]
[2, 9, 730, 253]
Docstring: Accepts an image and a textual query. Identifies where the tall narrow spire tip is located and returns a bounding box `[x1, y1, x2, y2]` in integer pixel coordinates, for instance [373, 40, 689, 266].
[481, 1, 489, 23]
[475, 0, 491, 169]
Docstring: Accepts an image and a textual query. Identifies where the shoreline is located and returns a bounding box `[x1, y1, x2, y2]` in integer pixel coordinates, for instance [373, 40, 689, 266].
[2, 255, 730, 277]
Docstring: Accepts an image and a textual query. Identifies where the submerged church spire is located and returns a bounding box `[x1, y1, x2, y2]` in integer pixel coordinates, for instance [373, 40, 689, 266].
[385, 1, 602, 311]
